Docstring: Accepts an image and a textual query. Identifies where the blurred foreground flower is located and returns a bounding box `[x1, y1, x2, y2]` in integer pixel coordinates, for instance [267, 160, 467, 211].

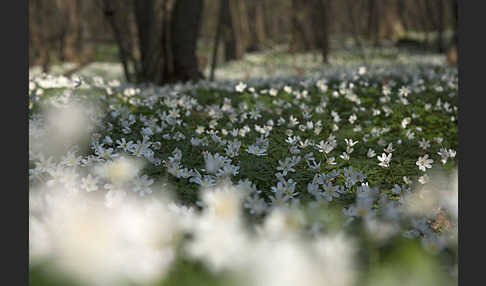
[29, 186, 181, 286]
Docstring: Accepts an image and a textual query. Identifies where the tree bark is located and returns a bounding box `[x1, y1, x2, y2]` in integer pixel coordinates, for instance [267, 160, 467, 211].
[134, 0, 164, 82]
[103, 0, 204, 85]
[367, 0, 380, 45]
[30, 0, 52, 72]
[451, 0, 458, 46]
[221, 0, 249, 61]
[397, 0, 409, 31]
[103, 0, 135, 82]
[345, 0, 366, 60]
[290, 0, 315, 52]
[437, 0, 445, 53]
[171, 0, 204, 82]
[311, 0, 330, 63]
[416, 0, 432, 46]
[210, 0, 225, 81]
[247, 0, 266, 52]
[221, 0, 236, 61]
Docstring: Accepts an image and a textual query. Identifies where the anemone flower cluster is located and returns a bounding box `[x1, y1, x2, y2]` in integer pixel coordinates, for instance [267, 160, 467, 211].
[29, 58, 458, 286]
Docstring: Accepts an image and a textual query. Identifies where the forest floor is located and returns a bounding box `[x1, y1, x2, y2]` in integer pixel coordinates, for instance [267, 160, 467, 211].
[29, 47, 458, 286]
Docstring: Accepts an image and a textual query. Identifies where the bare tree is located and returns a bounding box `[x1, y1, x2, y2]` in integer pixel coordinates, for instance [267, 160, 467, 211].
[447, 0, 458, 65]
[29, 0, 61, 72]
[246, 0, 267, 52]
[262, 0, 291, 46]
[311, 0, 331, 63]
[437, 0, 445, 52]
[30, 0, 460, 74]
[290, 0, 316, 52]
[221, 0, 236, 61]
[367, 0, 380, 46]
[220, 0, 250, 61]
[344, 0, 367, 59]
[102, 0, 204, 84]
[451, 0, 458, 46]
[210, 0, 225, 81]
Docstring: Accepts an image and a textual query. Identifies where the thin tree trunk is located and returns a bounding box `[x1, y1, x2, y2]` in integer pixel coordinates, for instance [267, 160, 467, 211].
[437, 0, 444, 53]
[221, 0, 236, 61]
[210, 0, 224, 81]
[102, 0, 133, 82]
[162, 0, 175, 83]
[424, 0, 441, 50]
[263, 0, 280, 45]
[320, 0, 330, 63]
[311, 0, 330, 63]
[254, 1, 266, 49]
[345, 0, 367, 61]
[290, 0, 314, 52]
[416, 0, 431, 46]
[367, 0, 380, 45]
[233, 0, 250, 56]
[380, 0, 405, 42]
[35, 0, 51, 72]
[221, 0, 249, 61]
[246, 0, 266, 52]
[397, 0, 409, 31]
[451, 0, 458, 46]
[446, 0, 458, 65]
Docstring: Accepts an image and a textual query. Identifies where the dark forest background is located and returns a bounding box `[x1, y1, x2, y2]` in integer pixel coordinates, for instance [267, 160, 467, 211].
[29, 0, 458, 84]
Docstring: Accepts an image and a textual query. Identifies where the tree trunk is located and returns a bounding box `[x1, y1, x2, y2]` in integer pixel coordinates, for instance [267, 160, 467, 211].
[210, 0, 225, 81]
[379, 0, 405, 42]
[104, 0, 204, 85]
[221, 0, 236, 61]
[437, 0, 444, 53]
[345, 0, 366, 59]
[254, 1, 266, 49]
[416, 0, 432, 46]
[367, 0, 380, 45]
[103, 0, 136, 82]
[290, 0, 316, 52]
[397, 0, 409, 31]
[30, 0, 52, 72]
[247, 0, 266, 52]
[221, 0, 249, 61]
[263, 0, 279, 45]
[171, 0, 204, 82]
[311, 0, 330, 63]
[134, 0, 165, 83]
[447, 0, 458, 65]
[451, 0, 458, 46]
